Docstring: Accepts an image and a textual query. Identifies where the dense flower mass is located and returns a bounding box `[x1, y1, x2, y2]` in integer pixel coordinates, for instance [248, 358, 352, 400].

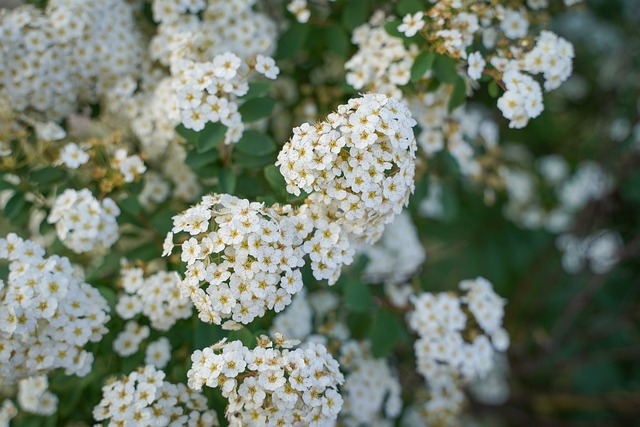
[277, 93, 417, 244]
[188, 336, 344, 427]
[47, 188, 120, 253]
[93, 365, 219, 426]
[0, 234, 110, 385]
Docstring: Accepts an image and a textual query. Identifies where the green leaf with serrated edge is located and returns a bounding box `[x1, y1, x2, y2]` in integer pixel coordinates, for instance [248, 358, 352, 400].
[264, 165, 287, 196]
[383, 19, 403, 38]
[448, 76, 467, 113]
[238, 97, 276, 123]
[175, 123, 200, 145]
[411, 51, 436, 82]
[198, 122, 227, 153]
[344, 278, 372, 313]
[185, 147, 220, 170]
[4, 192, 26, 219]
[369, 308, 402, 358]
[30, 166, 65, 183]
[276, 22, 309, 60]
[326, 24, 350, 57]
[433, 54, 459, 83]
[342, 0, 370, 31]
[235, 131, 277, 156]
[218, 168, 236, 194]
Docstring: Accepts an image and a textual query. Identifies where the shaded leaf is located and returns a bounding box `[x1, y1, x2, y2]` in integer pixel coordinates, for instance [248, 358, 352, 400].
[239, 97, 276, 122]
[236, 131, 277, 156]
[198, 122, 227, 153]
[411, 50, 436, 82]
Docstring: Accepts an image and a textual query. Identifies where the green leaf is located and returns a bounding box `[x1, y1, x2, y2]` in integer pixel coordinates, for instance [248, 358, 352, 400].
[218, 168, 237, 194]
[488, 80, 500, 98]
[234, 153, 276, 169]
[276, 22, 309, 60]
[4, 192, 26, 219]
[185, 147, 220, 170]
[175, 123, 200, 145]
[344, 279, 372, 313]
[30, 166, 65, 183]
[235, 131, 277, 156]
[368, 308, 402, 358]
[342, 0, 370, 31]
[448, 76, 467, 113]
[241, 82, 271, 100]
[119, 196, 141, 215]
[239, 97, 276, 123]
[228, 328, 256, 347]
[411, 51, 436, 82]
[433, 54, 459, 83]
[264, 165, 287, 196]
[127, 241, 159, 262]
[150, 209, 176, 236]
[194, 320, 221, 350]
[396, 0, 424, 16]
[326, 24, 350, 57]
[441, 183, 459, 222]
[383, 19, 403, 38]
[198, 122, 227, 153]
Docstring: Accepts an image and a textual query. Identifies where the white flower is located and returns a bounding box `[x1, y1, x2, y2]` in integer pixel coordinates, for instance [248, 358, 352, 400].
[467, 51, 486, 81]
[60, 143, 89, 169]
[255, 55, 279, 79]
[398, 12, 425, 38]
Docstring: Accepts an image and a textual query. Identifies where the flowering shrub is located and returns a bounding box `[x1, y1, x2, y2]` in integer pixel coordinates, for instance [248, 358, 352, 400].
[1, 0, 639, 426]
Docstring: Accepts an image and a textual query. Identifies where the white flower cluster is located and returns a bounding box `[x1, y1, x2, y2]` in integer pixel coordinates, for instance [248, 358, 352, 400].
[17, 376, 57, 416]
[339, 340, 403, 426]
[188, 337, 344, 427]
[557, 230, 623, 275]
[93, 365, 219, 426]
[171, 51, 278, 142]
[116, 264, 192, 331]
[502, 156, 612, 232]
[0, 0, 143, 121]
[47, 188, 120, 253]
[361, 211, 426, 286]
[145, 337, 172, 370]
[167, 194, 311, 324]
[113, 321, 150, 358]
[408, 276, 508, 403]
[345, 12, 416, 99]
[150, 0, 277, 66]
[277, 93, 417, 244]
[0, 234, 110, 385]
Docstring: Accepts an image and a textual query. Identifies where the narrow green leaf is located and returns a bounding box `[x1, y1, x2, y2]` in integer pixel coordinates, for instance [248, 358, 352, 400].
[235, 131, 277, 156]
[488, 80, 500, 98]
[433, 54, 459, 83]
[198, 122, 227, 153]
[264, 165, 287, 196]
[4, 192, 26, 219]
[448, 76, 467, 113]
[411, 51, 436, 82]
[276, 22, 310, 60]
[326, 24, 350, 57]
[218, 168, 237, 194]
[238, 97, 276, 123]
[344, 279, 372, 313]
[234, 153, 276, 169]
[342, 0, 371, 31]
[369, 308, 402, 358]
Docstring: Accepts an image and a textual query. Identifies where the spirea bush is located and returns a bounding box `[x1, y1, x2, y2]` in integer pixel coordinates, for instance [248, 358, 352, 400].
[2, 0, 639, 426]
